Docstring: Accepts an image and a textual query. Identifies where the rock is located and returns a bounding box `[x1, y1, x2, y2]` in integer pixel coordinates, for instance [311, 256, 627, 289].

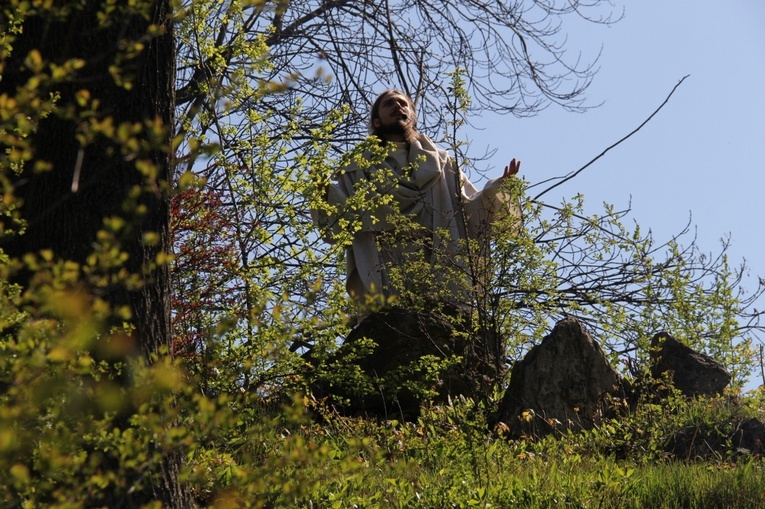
[665, 418, 765, 460]
[731, 418, 765, 456]
[496, 317, 623, 438]
[308, 307, 505, 419]
[665, 425, 726, 460]
[650, 332, 731, 396]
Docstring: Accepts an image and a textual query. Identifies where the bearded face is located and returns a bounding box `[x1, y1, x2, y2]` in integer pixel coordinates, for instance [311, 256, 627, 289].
[371, 91, 418, 143]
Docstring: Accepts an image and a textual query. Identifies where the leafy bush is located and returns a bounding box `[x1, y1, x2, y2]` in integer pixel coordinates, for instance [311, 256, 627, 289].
[2, 1, 764, 506]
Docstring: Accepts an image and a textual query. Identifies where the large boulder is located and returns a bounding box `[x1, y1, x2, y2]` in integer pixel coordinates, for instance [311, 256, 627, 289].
[496, 317, 623, 438]
[650, 332, 731, 396]
[308, 307, 505, 419]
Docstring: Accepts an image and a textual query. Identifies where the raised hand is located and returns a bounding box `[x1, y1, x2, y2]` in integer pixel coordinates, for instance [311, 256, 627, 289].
[503, 158, 521, 178]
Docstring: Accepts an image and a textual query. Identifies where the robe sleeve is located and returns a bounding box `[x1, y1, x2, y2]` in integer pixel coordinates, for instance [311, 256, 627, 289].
[461, 170, 521, 239]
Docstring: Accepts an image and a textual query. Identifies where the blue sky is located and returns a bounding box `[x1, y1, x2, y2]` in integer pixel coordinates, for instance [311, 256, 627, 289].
[471, 1, 765, 299]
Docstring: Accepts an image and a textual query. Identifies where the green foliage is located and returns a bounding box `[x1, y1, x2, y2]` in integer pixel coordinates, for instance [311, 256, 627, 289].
[3, 316, 765, 507]
[184, 396, 765, 508]
[0, 260, 175, 506]
[579, 379, 761, 462]
[482, 187, 759, 387]
[2, 0, 764, 506]
[172, 0, 363, 394]
[168, 0, 764, 399]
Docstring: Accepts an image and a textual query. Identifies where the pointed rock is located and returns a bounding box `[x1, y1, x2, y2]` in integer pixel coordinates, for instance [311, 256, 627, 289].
[650, 332, 731, 396]
[497, 317, 623, 438]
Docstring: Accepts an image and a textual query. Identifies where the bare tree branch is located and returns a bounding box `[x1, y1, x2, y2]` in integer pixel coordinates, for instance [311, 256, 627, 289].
[531, 75, 690, 201]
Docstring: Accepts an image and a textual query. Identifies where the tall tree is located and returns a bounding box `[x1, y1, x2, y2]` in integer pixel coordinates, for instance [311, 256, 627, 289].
[0, 0, 191, 505]
[176, 0, 619, 157]
[1, 0, 174, 355]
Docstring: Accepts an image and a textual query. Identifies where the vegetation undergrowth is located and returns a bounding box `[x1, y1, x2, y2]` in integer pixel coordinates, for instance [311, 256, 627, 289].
[199, 394, 765, 508]
[3, 312, 764, 508]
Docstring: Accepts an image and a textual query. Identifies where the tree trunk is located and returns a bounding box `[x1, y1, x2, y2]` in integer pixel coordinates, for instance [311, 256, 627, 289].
[1, 1, 174, 356]
[0, 1, 191, 506]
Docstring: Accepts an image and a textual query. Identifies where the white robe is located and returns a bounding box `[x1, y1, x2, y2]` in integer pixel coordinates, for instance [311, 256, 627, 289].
[313, 133, 514, 302]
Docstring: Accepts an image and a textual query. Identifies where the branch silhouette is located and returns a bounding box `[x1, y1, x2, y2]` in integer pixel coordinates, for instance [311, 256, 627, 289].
[531, 75, 690, 202]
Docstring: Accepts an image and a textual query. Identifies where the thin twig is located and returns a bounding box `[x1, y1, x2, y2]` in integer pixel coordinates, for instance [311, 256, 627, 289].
[383, 0, 410, 98]
[532, 75, 690, 201]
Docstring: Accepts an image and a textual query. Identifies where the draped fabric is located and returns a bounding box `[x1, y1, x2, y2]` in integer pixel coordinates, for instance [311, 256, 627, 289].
[313, 134, 515, 304]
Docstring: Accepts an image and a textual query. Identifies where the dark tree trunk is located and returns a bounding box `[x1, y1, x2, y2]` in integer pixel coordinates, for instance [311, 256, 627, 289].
[1, 2, 174, 353]
[1, 1, 191, 506]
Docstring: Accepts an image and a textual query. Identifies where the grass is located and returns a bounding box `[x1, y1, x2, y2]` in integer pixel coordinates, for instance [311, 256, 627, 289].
[196, 395, 765, 508]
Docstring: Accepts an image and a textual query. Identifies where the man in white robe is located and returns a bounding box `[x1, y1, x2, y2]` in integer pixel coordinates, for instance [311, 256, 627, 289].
[313, 90, 521, 309]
